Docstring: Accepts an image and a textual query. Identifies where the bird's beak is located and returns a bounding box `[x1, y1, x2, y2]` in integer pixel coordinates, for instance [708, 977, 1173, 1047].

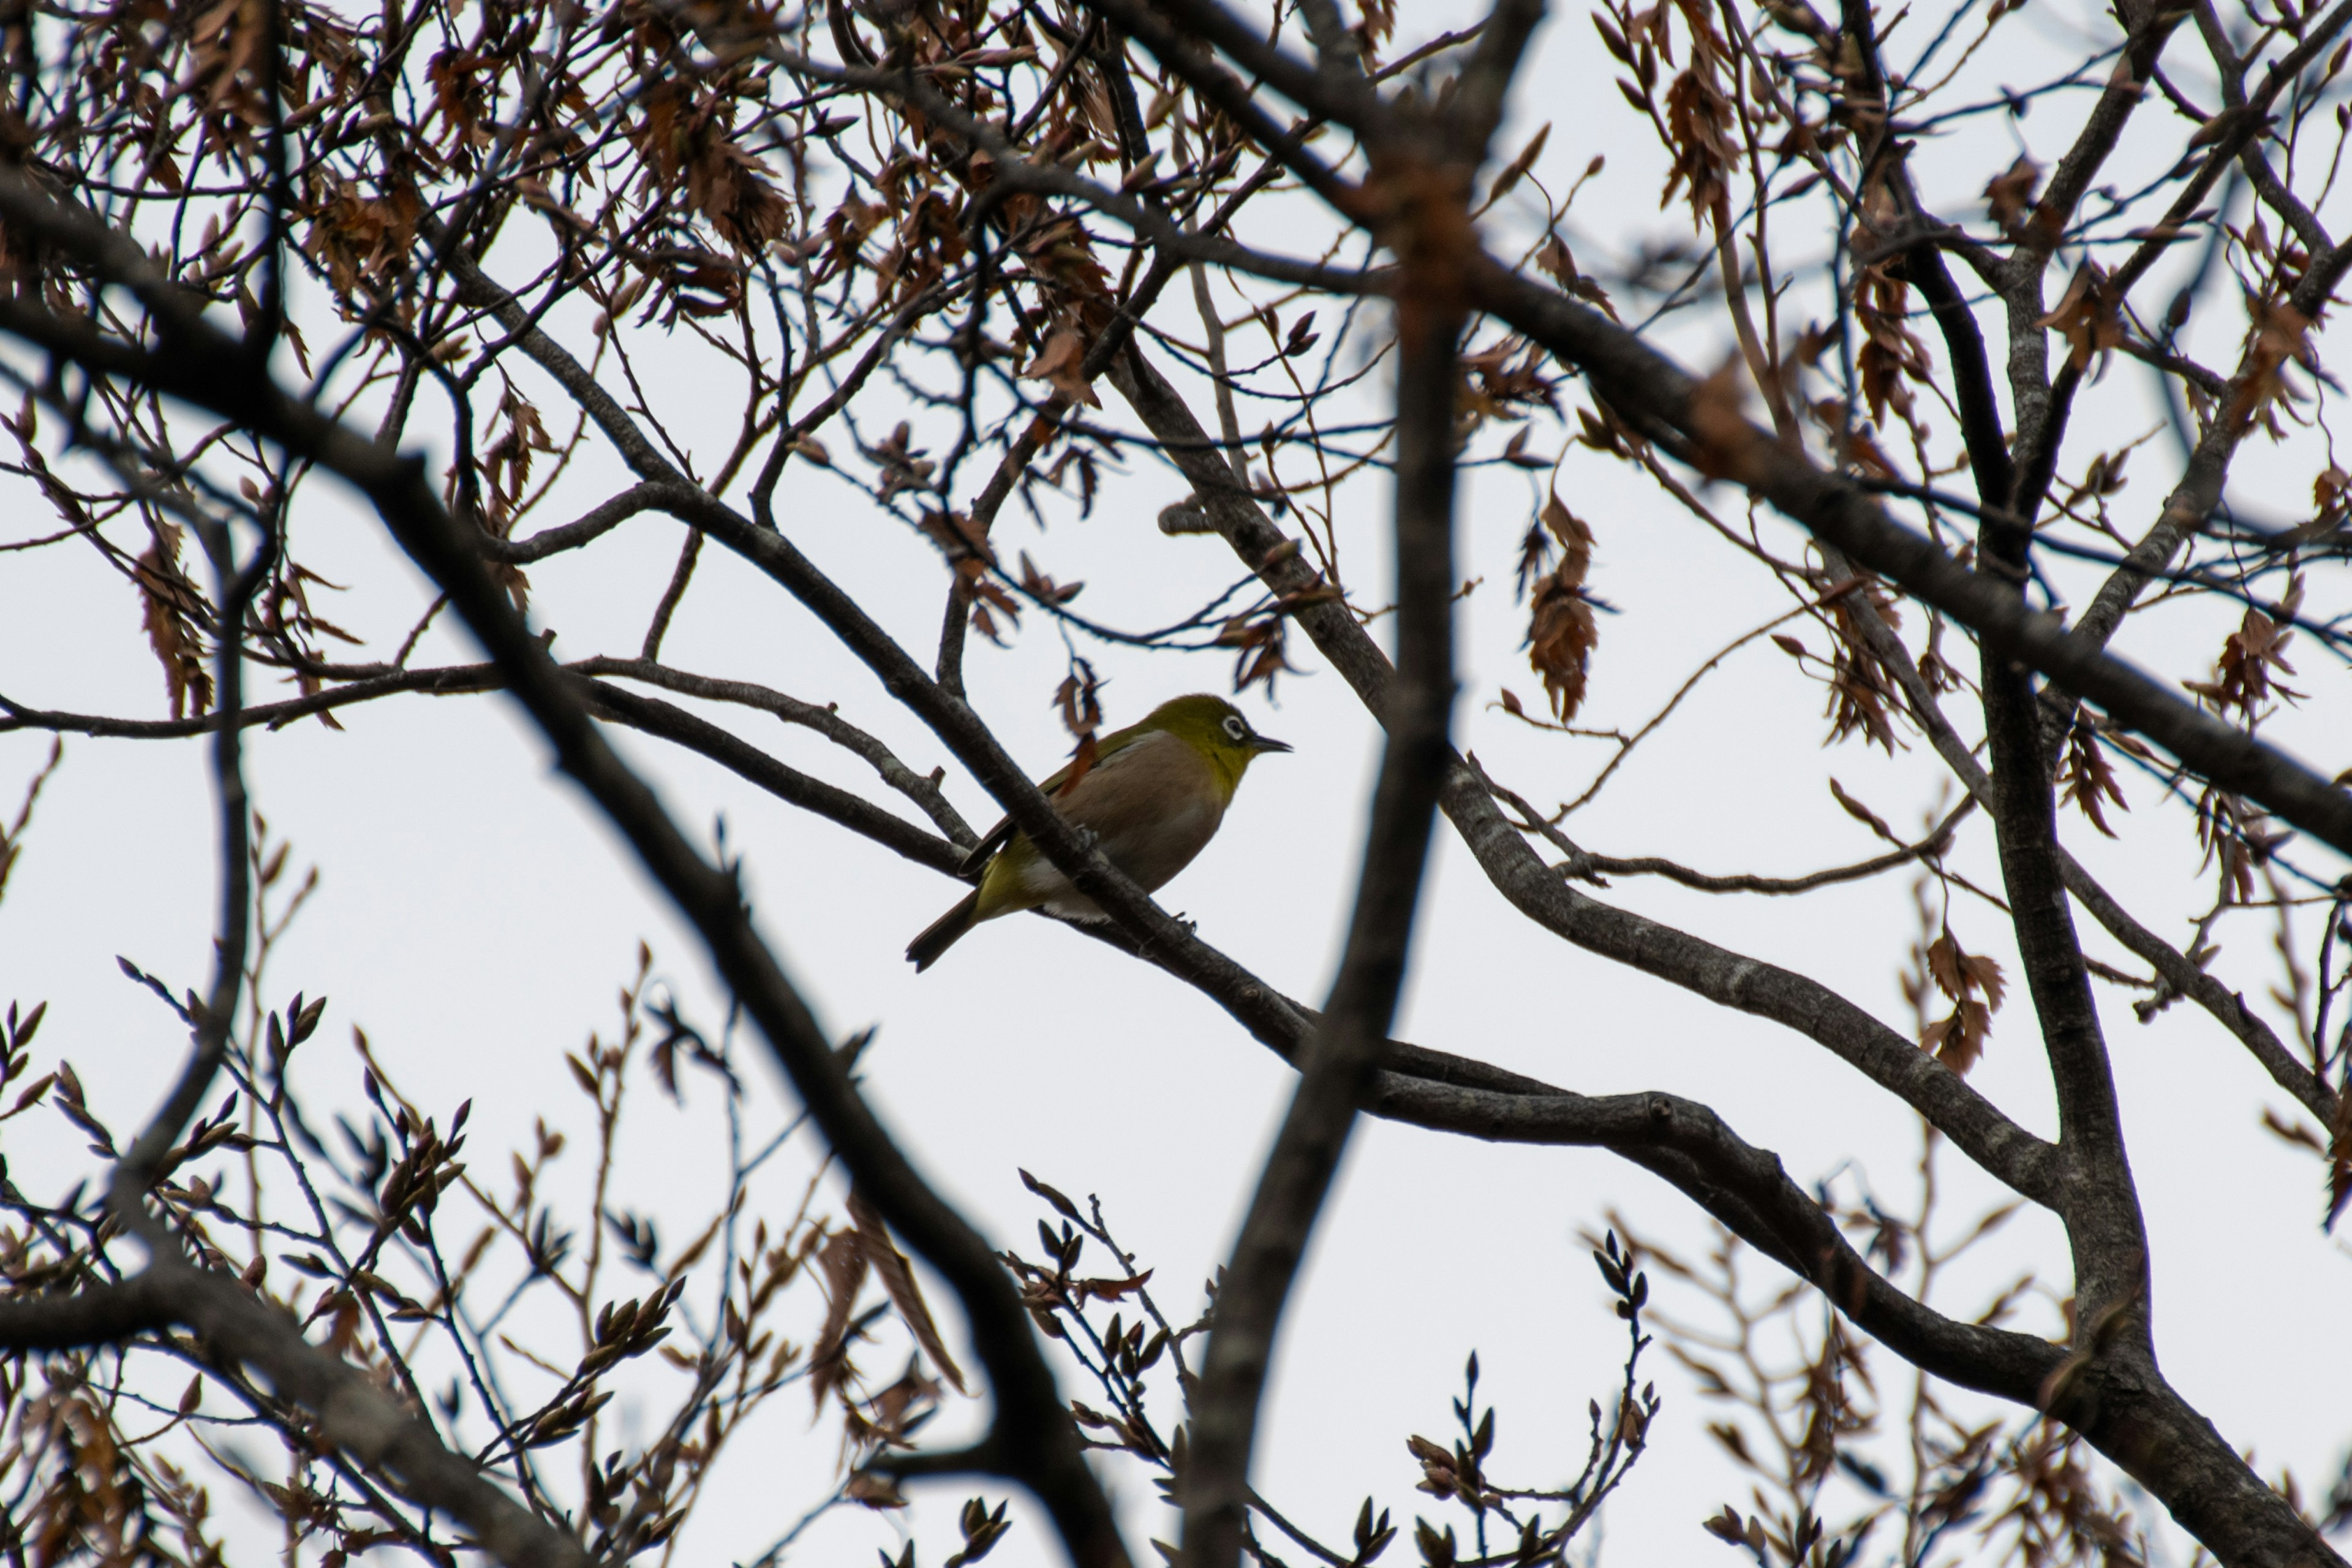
[1253, 734, 1294, 754]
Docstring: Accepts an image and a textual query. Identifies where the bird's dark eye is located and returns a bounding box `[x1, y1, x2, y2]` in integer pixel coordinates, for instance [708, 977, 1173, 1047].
[1224, 716, 1247, 741]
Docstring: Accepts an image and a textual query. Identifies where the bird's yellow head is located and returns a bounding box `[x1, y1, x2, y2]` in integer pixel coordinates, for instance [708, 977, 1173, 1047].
[1140, 693, 1292, 794]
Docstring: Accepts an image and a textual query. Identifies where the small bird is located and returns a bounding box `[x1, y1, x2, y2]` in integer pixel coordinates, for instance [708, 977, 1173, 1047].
[907, 693, 1292, 970]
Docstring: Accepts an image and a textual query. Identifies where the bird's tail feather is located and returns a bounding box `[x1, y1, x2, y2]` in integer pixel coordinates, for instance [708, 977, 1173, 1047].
[907, 891, 982, 971]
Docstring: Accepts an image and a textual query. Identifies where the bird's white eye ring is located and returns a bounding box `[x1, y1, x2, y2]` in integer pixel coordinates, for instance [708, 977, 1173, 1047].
[1224, 715, 1247, 741]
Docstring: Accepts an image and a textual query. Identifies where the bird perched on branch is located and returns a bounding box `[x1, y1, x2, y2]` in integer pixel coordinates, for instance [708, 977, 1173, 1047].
[907, 693, 1292, 970]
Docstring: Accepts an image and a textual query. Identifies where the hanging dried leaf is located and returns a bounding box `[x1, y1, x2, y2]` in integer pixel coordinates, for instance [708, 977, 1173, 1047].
[1054, 661, 1104, 793]
[2058, 721, 2130, 837]
[1523, 493, 1600, 721]
[2231, 298, 2317, 433]
[1983, 156, 2043, 238]
[1020, 328, 1101, 407]
[846, 1190, 967, 1394]
[1484, 123, 1551, 207]
[2037, 263, 2127, 373]
[2184, 577, 2306, 725]
[135, 535, 213, 721]
[1921, 929, 2005, 1074]
[808, 1226, 870, 1409]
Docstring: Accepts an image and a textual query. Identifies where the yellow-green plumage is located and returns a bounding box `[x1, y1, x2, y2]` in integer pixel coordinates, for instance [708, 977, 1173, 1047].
[907, 694, 1291, 970]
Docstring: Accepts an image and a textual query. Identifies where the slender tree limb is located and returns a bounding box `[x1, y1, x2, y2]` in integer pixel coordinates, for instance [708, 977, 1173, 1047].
[4, 652, 970, 851]
[0, 664, 501, 736]
[1046, 0, 2352, 859]
[938, 403, 1065, 698]
[1964, 167, 2152, 1341]
[1902, 242, 2015, 507]
[2005, 358, 2082, 538]
[2027, 1, 2190, 268]
[1469, 261, 2352, 861]
[1179, 121, 1474, 1568]
[2058, 854, 2336, 1125]
[580, 681, 969, 876]
[1835, 559, 2342, 1156]
[0, 166, 1135, 1568]
[1575, 841, 1953, 895]
[106, 446, 274, 1261]
[1978, 574, 2153, 1339]
[1101, 342, 2069, 1208]
[639, 527, 703, 660]
[577, 657, 974, 843]
[1480, 766, 1976, 895]
[488, 480, 673, 563]
[2007, 0, 2352, 757]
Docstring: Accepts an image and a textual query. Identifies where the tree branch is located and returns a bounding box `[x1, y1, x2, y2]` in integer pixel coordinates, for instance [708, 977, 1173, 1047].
[1101, 341, 2068, 1208]
[1828, 565, 2341, 1133]
[1180, 120, 1473, 1568]
[1471, 262, 2352, 861]
[0, 166, 1134, 1568]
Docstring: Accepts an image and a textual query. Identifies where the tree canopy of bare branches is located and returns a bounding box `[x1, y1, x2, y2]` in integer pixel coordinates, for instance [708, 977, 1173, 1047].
[2, 0, 2350, 1564]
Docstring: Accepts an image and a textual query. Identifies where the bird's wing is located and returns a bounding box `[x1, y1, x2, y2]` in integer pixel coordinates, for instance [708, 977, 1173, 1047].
[952, 720, 1155, 879]
[956, 816, 1018, 880]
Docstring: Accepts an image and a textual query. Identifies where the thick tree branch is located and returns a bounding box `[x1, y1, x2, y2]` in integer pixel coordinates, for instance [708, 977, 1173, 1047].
[0, 1271, 179, 1348]
[1045, 0, 2352, 859]
[1471, 263, 2352, 862]
[1833, 573, 2341, 1132]
[1102, 342, 2068, 1208]
[0, 167, 1135, 1568]
[1368, 1079, 2064, 1399]
[0, 1263, 593, 1568]
[1980, 589, 2153, 1341]
[1180, 134, 1471, 1568]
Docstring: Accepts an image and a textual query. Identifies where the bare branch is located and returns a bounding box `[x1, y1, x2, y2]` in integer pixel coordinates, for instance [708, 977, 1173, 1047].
[0, 167, 1133, 1568]
[1103, 343, 2068, 1207]
[1474, 262, 2352, 861]
[1180, 114, 1476, 1568]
